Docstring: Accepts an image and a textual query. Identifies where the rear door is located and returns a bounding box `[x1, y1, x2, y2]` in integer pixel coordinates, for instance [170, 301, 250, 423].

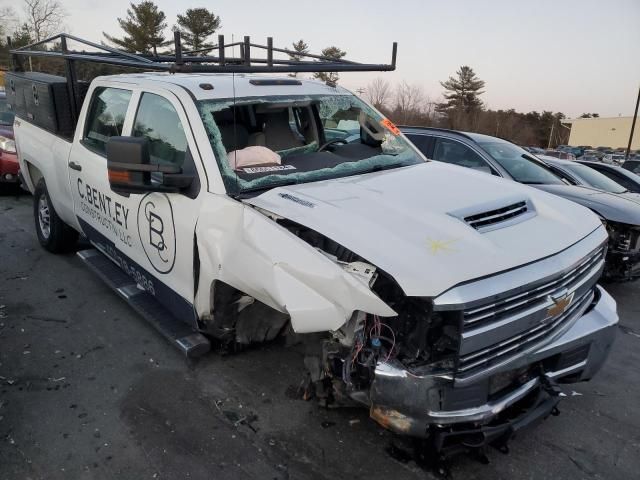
[432, 137, 498, 175]
[69, 83, 204, 326]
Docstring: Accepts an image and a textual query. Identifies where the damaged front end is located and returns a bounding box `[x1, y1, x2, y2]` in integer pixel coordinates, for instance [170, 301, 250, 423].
[207, 196, 616, 456]
[297, 226, 617, 455]
[602, 220, 640, 281]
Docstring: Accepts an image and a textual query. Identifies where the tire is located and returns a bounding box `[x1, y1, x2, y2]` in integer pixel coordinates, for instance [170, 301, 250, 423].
[33, 179, 78, 253]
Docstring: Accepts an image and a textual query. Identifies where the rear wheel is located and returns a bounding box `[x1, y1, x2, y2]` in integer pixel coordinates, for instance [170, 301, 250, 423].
[33, 179, 78, 253]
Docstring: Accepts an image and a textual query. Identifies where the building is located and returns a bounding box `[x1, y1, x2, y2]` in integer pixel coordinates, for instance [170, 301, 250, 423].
[563, 116, 639, 149]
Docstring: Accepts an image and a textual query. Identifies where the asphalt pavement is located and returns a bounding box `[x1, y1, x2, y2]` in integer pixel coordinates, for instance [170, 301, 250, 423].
[1, 190, 639, 480]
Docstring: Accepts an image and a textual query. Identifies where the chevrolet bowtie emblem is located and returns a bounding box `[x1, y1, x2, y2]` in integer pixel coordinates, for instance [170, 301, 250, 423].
[546, 291, 575, 318]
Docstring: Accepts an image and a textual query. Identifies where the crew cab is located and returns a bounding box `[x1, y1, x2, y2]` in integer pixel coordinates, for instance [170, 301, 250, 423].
[7, 36, 618, 458]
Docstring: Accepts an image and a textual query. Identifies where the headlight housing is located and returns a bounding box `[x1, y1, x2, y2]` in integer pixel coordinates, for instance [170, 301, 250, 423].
[0, 136, 16, 154]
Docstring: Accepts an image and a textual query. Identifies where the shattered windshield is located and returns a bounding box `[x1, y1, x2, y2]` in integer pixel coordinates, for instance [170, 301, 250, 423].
[198, 93, 424, 194]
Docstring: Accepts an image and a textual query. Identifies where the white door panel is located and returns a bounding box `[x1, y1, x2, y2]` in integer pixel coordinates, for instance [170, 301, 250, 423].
[68, 84, 204, 326]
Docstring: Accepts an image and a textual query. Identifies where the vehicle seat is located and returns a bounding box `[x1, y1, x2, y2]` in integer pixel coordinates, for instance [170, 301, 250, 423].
[262, 109, 304, 151]
[215, 108, 265, 152]
[218, 123, 249, 152]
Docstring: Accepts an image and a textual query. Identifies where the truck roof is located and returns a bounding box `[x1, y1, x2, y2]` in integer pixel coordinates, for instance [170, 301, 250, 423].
[102, 72, 352, 101]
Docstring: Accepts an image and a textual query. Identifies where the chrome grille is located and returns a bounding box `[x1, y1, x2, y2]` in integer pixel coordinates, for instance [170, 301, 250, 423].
[453, 243, 606, 380]
[464, 201, 528, 230]
[458, 288, 595, 374]
[463, 245, 605, 329]
[434, 230, 608, 384]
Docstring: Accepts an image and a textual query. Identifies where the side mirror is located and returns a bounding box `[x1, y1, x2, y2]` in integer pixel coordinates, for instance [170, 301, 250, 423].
[106, 136, 194, 194]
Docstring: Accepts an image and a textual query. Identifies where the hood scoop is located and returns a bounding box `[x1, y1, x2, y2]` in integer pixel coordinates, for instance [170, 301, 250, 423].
[453, 198, 535, 232]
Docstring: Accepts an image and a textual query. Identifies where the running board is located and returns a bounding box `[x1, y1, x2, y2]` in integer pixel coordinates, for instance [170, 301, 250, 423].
[77, 249, 210, 358]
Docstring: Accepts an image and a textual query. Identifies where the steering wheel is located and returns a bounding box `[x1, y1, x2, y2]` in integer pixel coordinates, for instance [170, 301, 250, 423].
[318, 138, 348, 152]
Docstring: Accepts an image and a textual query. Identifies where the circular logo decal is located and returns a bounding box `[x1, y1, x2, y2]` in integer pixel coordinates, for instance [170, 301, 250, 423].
[137, 193, 176, 274]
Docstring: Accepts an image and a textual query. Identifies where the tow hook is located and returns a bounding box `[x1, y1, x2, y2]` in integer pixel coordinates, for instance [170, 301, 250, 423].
[540, 374, 562, 416]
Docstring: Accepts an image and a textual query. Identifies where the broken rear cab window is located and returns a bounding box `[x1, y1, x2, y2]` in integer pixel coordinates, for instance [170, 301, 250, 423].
[197, 93, 424, 194]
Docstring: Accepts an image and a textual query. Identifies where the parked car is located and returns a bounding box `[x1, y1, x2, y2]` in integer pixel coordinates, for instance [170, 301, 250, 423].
[622, 159, 640, 175]
[402, 127, 640, 280]
[543, 149, 576, 160]
[557, 145, 584, 158]
[540, 157, 640, 203]
[603, 153, 626, 165]
[578, 160, 640, 194]
[0, 91, 19, 186]
[8, 33, 620, 456]
[582, 149, 603, 161]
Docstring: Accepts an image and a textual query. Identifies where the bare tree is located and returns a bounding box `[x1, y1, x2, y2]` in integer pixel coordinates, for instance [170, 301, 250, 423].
[366, 78, 392, 110]
[23, 0, 66, 42]
[393, 80, 426, 124]
[0, 7, 17, 41]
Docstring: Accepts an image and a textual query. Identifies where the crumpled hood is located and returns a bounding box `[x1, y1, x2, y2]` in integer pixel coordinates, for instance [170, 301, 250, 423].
[534, 184, 640, 225]
[245, 162, 604, 297]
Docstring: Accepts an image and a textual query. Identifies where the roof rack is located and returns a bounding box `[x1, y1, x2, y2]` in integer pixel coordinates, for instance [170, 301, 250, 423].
[8, 32, 397, 74]
[8, 32, 396, 125]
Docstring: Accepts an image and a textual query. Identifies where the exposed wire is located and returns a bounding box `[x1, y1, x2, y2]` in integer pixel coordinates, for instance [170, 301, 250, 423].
[368, 315, 397, 361]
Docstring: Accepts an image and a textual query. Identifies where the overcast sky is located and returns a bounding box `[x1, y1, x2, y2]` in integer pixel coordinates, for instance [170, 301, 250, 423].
[8, 0, 640, 118]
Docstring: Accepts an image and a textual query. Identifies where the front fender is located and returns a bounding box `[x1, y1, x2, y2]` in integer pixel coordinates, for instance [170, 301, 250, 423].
[194, 195, 395, 333]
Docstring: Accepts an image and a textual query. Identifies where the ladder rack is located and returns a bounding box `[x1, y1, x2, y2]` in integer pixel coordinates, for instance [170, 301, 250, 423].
[9, 32, 397, 74]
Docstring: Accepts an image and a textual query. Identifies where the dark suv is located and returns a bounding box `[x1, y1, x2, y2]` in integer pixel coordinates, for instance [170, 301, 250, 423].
[402, 126, 640, 280]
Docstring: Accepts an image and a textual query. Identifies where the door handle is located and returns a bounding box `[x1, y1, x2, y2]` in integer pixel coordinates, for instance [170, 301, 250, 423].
[68, 161, 82, 171]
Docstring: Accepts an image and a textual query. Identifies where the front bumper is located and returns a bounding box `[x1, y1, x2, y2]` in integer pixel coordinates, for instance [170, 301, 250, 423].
[0, 150, 20, 183]
[605, 249, 640, 280]
[368, 285, 618, 438]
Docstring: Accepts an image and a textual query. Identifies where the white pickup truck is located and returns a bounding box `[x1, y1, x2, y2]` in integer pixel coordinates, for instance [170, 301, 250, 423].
[8, 36, 618, 456]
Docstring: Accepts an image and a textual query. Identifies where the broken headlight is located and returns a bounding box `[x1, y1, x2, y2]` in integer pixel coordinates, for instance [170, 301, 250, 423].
[606, 220, 640, 253]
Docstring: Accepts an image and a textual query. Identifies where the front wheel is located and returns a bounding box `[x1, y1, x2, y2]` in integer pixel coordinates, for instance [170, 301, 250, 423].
[33, 179, 78, 253]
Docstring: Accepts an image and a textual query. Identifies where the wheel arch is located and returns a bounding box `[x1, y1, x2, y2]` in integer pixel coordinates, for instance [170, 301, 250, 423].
[23, 161, 43, 193]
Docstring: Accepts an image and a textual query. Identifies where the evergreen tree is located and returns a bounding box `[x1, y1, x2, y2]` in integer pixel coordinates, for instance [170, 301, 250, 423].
[103, 1, 169, 56]
[313, 46, 346, 87]
[288, 39, 308, 77]
[11, 24, 33, 48]
[174, 8, 221, 52]
[437, 66, 485, 114]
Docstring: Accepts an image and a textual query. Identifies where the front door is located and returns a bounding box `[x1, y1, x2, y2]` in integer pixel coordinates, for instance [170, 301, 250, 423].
[68, 84, 204, 327]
